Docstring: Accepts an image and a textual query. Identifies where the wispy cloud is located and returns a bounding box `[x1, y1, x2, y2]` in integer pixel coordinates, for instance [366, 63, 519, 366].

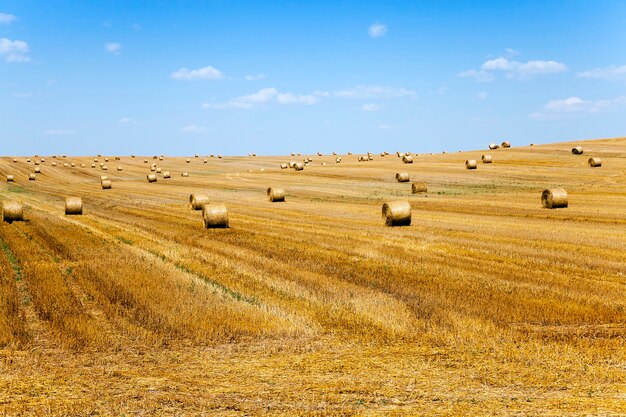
[42, 129, 77, 136]
[13, 92, 33, 98]
[203, 87, 318, 109]
[316, 85, 416, 99]
[578, 65, 626, 82]
[362, 103, 384, 112]
[505, 48, 520, 57]
[245, 73, 267, 81]
[104, 42, 122, 54]
[0, 13, 16, 24]
[459, 56, 567, 81]
[0, 38, 30, 63]
[368, 23, 387, 38]
[458, 69, 494, 82]
[119, 116, 147, 125]
[171, 65, 224, 80]
[378, 124, 394, 130]
[181, 124, 207, 133]
[530, 96, 626, 120]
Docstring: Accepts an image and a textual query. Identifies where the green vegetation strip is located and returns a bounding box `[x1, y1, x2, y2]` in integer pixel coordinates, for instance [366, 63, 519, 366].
[0, 236, 22, 281]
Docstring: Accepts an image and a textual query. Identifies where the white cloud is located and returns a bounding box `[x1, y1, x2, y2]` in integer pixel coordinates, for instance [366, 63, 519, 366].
[476, 91, 488, 100]
[181, 124, 207, 133]
[368, 23, 387, 38]
[317, 85, 416, 99]
[505, 48, 520, 57]
[13, 92, 33, 98]
[578, 65, 626, 82]
[0, 38, 30, 63]
[245, 73, 267, 81]
[171, 65, 224, 80]
[203, 87, 318, 109]
[378, 124, 394, 130]
[277, 92, 318, 104]
[42, 129, 77, 136]
[0, 13, 16, 24]
[460, 56, 567, 81]
[105, 42, 122, 54]
[457, 69, 494, 82]
[119, 116, 147, 125]
[530, 96, 626, 120]
[362, 103, 384, 112]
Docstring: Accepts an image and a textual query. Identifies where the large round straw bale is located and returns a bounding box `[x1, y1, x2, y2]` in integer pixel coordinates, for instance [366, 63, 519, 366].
[347, 152, 352, 155]
[317, 152, 322, 156]
[402, 154, 414, 164]
[186, 158, 191, 163]
[147, 173, 157, 183]
[40, 158, 45, 163]
[195, 154, 199, 158]
[65, 197, 83, 215]
[117, 166, 123, 171]
[501, 141, 511, 148]
[94, 158, 98, 162]
[101, 179, 111, 189]
[115, 157, 120, 160]
[104, 157, 109, 162]
[156, 168, 162, 174]
[102, 165, 108, 171]
[131, 154, 136, 158]
[51, 161, 57, 166]
[280, 163, 288, 169]
[218, 155, 222, 158]
[28, 173, 36, 181]
[97, 154, 102, 157]
[588, 157, 602, 167]
[150, 166, 156, 172]
[368, 155, 374, 161]
[481, 154, 493, 163]
[465, 159, 477, 169]
[412, 182, 427, 193]
[202, 204, 229, 228]
[291, 152, 295, 156]
[70, 162, 76, 168]
[382, 201, 411, 227]
[181, 172, 189, 177]
[489, 143, 499, 150]
[162, 171, 171, 178]
[12, 158, 17, 163]
[267, 187, 285, 202]
[572, 146, 584, 155]
[542, 188, 568, 209]
[26, 158, 31, 163]
[144, 159, 148, 163]
[396, 172, 410, 182]
[6, 175, 14, 182]
[189, 193, 210, 210]
[293, 162, 304, 171]
[34, 167, 41, 173]
[34, 160, 40, 165]
[203, 159, 208, 163]
[210, 154, 214, 157]
[90, 163, 95, 168]
[100, 175, 108, 181]
[2, 201, 24, 223]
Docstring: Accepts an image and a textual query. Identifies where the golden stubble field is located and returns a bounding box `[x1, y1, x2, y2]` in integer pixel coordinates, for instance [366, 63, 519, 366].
[0, 137, 625, 416]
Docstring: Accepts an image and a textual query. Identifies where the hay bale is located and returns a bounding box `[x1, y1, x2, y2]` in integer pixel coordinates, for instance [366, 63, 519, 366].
[131, 154, 136, 158]
[94, 158, 98, 162]
[101, 179, 111, 189]
[6, 175, 14, 182]
[117, 166, 123, 171]
[65, 197, 83, 215]
[291, 152, 295, 156]
[70, 163, 76, 168]
[102, 166, 108, 171]
[202, 204, 229, 228]
[335, 157, 341, 163]
[347, 152, 352, 155]
[465, 159, 477, 169]
[2, 201, 24, 223]
[80, 164, 86, 168]
[28, 173, 36, 181]
[26, 158, 31, 163]
[195, 154, 199, 158]
[402, 154, 414, 164]
[147, 173, 157, 183]
[40, 158, 45, 163]
[293, 162, 304, 171]
[542, 188, 568, 209]
[382, 201, 411, 227]
[90, 163, 95, 168]
[280, 163, 288, 169]
[52, 162, 58, 166]
[12, 158, 17, 163]
[104, 157, 109, 162]
[34, 167, 41, 173]
[218, 155, 223, 158]
[411, 182, 427, 193]
[321, 162, 326, 166]
[189, 194, 210, 210]
[572, 146, 584, 155]
[150, 166, 156, 172]
[156, 168, 162, 174]
[588, 157, 602, 167]
[100, 175, 108, 181]
[501, 141, 511, 148]
[186, 158, 191, 163]
[396, 172, 410, 182]
[34, 160, 40, 165]
[159, 156, 164, 161]
[163, 171, 171, 178]
[210, 154, 214, 157]
[267, 187, 285, 202]
[489, 143, 499, 150]
[481, 155, 493, 163]
[203, 159, 208, 163]
[144, 159, 148, 163]
[181, 172, 189, 177]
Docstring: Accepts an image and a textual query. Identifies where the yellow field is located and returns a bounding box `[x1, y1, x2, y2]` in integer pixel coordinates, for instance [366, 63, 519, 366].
[1, 138, 625, 416]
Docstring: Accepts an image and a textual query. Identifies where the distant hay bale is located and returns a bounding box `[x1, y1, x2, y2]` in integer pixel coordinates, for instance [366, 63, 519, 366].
[267, 187, 285, 202]
[368, 155, 374, 161]
[2, 201, 24, 223]
[101, 165, 108, 171]
[34, 160, 40, 165]
[80, 164, 86, 168]
[147, 173, 157, 183]
[156, 168, 162, 174]
[202, 204, 229, 228]
[101, 179, 111, 189]
[501, 141, 511, 148]
[382, 201, 411, 227]
[94, 158, 98, 162]
[195, 154, 199, 158]
[159, 156, 164, 161]
[218, 155, 223, 158]
[70, 163, 76, 167]
[347, 152, 352, 155]
[210, 154, 214, 157]
[26, 158, 31, 163]
[588, 157, 602, 167]
[181, 172, 189, 177]
[34, 167, 41, 173]
[335, 157, 341, 163]
[104, 158, 109, 162]
[396, 172, 410, 182]
[98, 154, 102, 157]
[291, 152, 295, 156]
[41, 158, 45, 163]
[189, 193, 210, 210]
[117, 166, 123, 171]
[203, 159, 208, 163]
[542, 188, 568, 209]
[28, 173, 36, 181]
[63, 163, 69, 167]
[489, 143, 499, 150]
[150, 166, 156, 171]
[321, 162, 326, 166]
[412, 182, 427, 193]
[529, 143, 536, 146]
[90, 163, 95, 168]
[465, 159, 477, 169]
[115, 157, 120, 160]
[100, 175, 108, 181]
[317, 152, 322, 156]
[162, 171, 171, 178]
[572, 146, 584, 155]
[402, 154, 414, 164]
[280, 163, 288, 169]
[144, 159, 148, 163]
[65, 197, 83, 215]
[186, 158, 191, 163]
[481, 155, 493, 163]
[51, 162, 57, 166]
[131, 154, 136, 158]
[252, 153, 257, 157]
[6, 175, 14, 182]
[293, 162, 304, 171]
[12, 158, 17, 163]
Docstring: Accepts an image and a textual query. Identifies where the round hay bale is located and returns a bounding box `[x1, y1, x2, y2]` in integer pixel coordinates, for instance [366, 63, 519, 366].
[293, 162, 304, 171]
[52, 162, 58, 166]
[267, 187, 285, 202]
[382, 201, 411, 227]
[489, 143, 499, 150]
[6, 175, 14, 182]
[162, 171, 171, 178]
[12, 158, 17, 163]
[115, 157, 120, 160]
[159, 156, 164, 161]
[80, 164, 86, 168]
[144, 159, 148, 163]
[34, 167, 41, 173]
[101, 179, 112, 189]
[147, 173, 157, 183]
[347, 152, 352, 155]
[501, 141, 511, 148]
[280, 163, 288, 169]
[28, 173, 36, 181]
[181, 172, 189, 177]
[65, 197, 83, 215]
[195, 154, 199, 158]
[186, 158, 191, 163]
[104, 157, 109, 162]
[156, 168, 162, 174]
[26, 158, 31, 163]
[90, 163, 95, 168]
[335, 157, 341, 163]
[572, 146, 584, 155]
[481, 155, 492, 163]
[402, 155, 414, 164]
[100, 175, 108, 181]
[317, 152, 322, 156]
[150, 166, 156, 172]
[210, 154, 214, 157]
[2, 201, 24, 223]
[189, 194, 210, 210]
[321, 162, 326, 166]
[70, 162, 76, 168]
[542, 188, 568, 209]
[34, 160, 40, 166]
[368, 155, 374, 161]
[291, 152, 295, 156]
[203, 159, 208, 163]
[218, 155, 223, 158]
[465, 159, 477, 169]
[411, 182, 427, 193]
[396, 172, 410, 182]
[40, 158, 45, 163]
[202, 204, 229, 228]
[131, 155, 136, 158]
[588, 157, 602, 167]
[94, 158, 98, 162]
[97, 154, 102, 157]
[117, 166, 123, 171]
[101, 166, 108, 171]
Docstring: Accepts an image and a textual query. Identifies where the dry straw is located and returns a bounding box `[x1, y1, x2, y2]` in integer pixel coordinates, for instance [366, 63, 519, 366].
[52, 162, 58, 166]
[293, 162, 304, 171]
[203, 159, 208, 163]
[147, 173, 157, 183]
[465, 159, 477, 169]
[162, 171, 171, 178]
[542, 188, 568, 208]
[572, 146, 584, 155]
[382, 201, 411, 227]
[501, 141, 511, 148]
[181, 172, 189, 177]
[90, 163, 95, 168]
[34, 160, 40, 165]
[588, 157, 602, 167]
[6, 175, 14, 182]
[189, 193, 210, 210]
[117, 166, 123, 171]
[150, 166, 156, 171]
[402, 154, 414, 164]
[202, 204, 229, 228]
[26, 158, 31, 163]
[186, 158, 191, 163]
[412, 182, 427, 193]
[489, 143, 499, 150]
[482, 155, 493, 163]
[100, 175, 108, 181]
[101, 179, 111, 189]
[12, 158, 17, 163]
[102, 166, 108, 170]
[267, 187, 285, 202]
[2, 201, 24, 223]
[34, 167, 41, 173]
[280, 163, 288, 169]
[335, 157, 341, 163]
[65, 197, 83, 215]
[28, 173, 36, 181]
[396, 172, 410, 182]
[288, 161, 297, 168]
[156, 168, 162, 174]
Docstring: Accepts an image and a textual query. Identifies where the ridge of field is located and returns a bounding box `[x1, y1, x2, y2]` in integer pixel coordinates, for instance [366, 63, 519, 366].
[0, 137, 625, 415]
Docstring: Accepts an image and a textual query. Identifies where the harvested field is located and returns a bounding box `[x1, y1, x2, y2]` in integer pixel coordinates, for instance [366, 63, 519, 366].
[0, 137, 625, 415]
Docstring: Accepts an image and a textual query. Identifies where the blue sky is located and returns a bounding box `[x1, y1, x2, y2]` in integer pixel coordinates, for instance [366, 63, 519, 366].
[1, 1, 626, 155]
